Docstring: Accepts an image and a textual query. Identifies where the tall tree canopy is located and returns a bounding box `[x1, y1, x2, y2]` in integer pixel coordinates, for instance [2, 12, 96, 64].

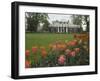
[71, 15, 89, 32]
[25, 12, 49, 32]
[71, 15, 82, 25]
[42, 20, 50, 31]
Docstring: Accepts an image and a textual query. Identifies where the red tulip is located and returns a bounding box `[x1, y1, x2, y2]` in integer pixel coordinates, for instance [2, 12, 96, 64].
[58, 55, 66, 65]
[25, 60, 31, 68]
[25, 50, 30, 57]
[32, 46, 37, 53]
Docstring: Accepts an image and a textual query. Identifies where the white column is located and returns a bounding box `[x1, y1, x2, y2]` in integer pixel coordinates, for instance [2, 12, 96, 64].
[62, 27, 63, 32]
[66, 27, 68, 32]
[58, 27, 59, 32]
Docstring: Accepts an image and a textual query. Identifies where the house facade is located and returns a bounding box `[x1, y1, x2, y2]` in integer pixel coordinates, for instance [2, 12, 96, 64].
[49, 21, 81, 33]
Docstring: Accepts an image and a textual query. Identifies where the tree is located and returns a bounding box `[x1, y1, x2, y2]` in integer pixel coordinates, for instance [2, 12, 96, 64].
[42, 20, 50, 31]
[25, 12, 49, 32]
[84, 15, 89, 32]
[71, 15, 82, 25]
[71, 15, 89, 32]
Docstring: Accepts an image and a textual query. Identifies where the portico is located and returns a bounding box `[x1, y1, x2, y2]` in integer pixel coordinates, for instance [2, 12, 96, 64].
[49, 21, 80, 33]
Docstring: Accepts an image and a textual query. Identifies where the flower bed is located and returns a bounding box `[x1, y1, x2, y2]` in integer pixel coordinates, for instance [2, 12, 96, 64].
[25, 34, 89, 68]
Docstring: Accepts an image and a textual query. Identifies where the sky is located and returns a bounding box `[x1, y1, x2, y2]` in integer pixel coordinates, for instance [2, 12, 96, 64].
[48, 13, 72, 23]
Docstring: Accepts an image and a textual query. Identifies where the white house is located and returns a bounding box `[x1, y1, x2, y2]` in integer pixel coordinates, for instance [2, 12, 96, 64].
[49, 20, 81, 33]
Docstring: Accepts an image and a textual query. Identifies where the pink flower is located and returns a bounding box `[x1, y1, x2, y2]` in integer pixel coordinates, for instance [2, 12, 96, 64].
[69, 51, 76, 57]
[32, 46, 37, 53]
[58, 55, 66, 65]
[25, 50, 30, 57]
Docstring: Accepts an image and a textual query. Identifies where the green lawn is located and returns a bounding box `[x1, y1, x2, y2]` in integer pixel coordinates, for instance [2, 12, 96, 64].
[25, 33, 74, 50]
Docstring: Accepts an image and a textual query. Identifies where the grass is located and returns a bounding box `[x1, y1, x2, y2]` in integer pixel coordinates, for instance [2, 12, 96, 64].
[25, 33, 74, 50]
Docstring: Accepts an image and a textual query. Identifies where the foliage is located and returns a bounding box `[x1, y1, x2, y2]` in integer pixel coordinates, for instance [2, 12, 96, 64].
[25, 13, 49, 32]
[71, 15, 82, 25]
[42, 20, 50, 31]
[71, 15, 89, 32]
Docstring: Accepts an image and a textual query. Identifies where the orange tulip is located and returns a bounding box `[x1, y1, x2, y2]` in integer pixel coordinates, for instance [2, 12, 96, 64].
[25, 60, 31, 68]
[41, 50, 47, 58]
[67, 40, 77, 46]
[56, 43, 66, 51]
[56, 44, 62, 49]
[61, 44, 66, 49]
[52, 45, 57, 51]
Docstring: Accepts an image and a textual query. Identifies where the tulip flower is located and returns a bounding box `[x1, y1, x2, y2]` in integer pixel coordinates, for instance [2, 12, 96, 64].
[61, 44, 66, 50]
[25, 50, 30, 57]
[74, 48, 80, 53]
[56, 44, 62, 49]
[52, 45, 57, 51]
[41, 50, 47, 58]
[69, 51, 76, 57]
[32, 46, 37, 53]
[67, 40, 77, 46]
[65, 49, 71, 54]
[58, 55, 66, 65]
[25, 60, 31, 68]
[56, 43, 66, 51]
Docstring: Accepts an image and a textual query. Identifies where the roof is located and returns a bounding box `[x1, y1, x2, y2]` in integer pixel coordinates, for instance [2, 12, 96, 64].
[49, 24, 80, 28]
